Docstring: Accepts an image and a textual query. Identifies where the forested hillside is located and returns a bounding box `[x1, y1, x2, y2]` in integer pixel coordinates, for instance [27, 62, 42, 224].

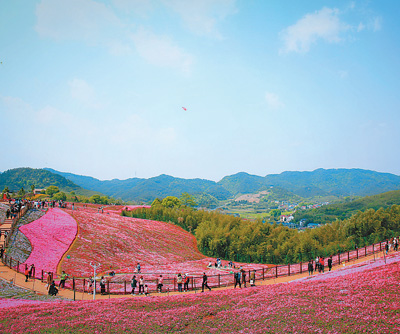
[294, 190, 400, 226]
[126, 203, 400, 264]
[0, 168, 98, 196]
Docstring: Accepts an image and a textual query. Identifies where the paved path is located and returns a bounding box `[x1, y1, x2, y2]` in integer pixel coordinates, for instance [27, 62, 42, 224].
[0, 250, 387, 302]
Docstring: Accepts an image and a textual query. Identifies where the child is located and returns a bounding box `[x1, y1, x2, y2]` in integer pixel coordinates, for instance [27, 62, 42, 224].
[144, 284, 149, 296]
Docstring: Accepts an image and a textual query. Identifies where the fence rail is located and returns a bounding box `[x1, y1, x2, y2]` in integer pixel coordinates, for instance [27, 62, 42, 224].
[1, 239, 388, 298]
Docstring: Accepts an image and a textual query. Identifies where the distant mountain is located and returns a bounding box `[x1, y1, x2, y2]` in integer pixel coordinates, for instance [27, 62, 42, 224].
[45, 169, 232, 202]
[35, 167, 400, 202]
[0, 168, 100, 197]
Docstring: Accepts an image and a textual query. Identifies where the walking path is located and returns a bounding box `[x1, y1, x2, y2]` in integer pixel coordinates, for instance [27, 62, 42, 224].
[0, 250, 387, 302]
[0, 218, 13, 249]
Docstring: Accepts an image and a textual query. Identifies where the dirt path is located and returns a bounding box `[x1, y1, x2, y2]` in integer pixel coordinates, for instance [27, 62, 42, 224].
[0, 250, 387, 301]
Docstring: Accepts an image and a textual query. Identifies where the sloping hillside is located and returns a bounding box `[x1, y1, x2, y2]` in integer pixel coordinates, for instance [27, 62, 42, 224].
[0, 168, 99, 197]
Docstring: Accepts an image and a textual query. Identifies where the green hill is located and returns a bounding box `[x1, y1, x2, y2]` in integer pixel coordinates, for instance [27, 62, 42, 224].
[294, 189, 400, 226]
[0, 168, 101, 197]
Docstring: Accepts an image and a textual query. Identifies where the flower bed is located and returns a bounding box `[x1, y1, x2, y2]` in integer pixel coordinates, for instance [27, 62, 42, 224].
[19, 208, 77, 276]
[1, 252, 399, 333]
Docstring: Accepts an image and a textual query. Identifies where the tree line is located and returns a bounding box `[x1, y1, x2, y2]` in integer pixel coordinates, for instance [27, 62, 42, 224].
[124, 195, 400, 264]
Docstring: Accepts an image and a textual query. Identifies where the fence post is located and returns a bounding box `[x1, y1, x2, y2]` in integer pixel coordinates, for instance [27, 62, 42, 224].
[380, 242, 382, 251]
[83, 278, 86, 293]
[262, 268, 264, 280]
[17, 261, 19, 273]
[174, 277, 176, 291]
[364, 246, 367, 256]
[275, 266, 278, 278]
[288, 263, 290, 276]
[41, 270, 44, 282]
[107, 280, 110, 295]
[347, 251, 350, 262]
[300, 262, 302, 274]
[218, 274, 220, 288]
[124, 280, 126, 294]
[338, 252, 340, 265]
[356, 248, 358, 259]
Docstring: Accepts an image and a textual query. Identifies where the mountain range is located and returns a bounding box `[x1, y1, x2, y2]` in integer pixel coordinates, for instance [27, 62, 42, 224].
[1, 167, 400, 203]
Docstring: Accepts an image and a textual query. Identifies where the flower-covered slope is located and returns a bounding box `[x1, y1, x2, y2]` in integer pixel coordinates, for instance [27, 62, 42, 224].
[1, 251, 399, 333]
[60, 209, 205, 277]
[19, 208, 77, 275]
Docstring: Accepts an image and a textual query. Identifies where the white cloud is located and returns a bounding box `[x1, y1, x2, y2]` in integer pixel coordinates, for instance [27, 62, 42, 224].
[372, 16, 382, 32]
[265, 92, 284, 110]
[68, 78, 102, 109]
[112, 0, 154, 15]
[357, 22, 365, 32]
[162, 0, 237, 38]
[35, 0, 121, 43]
[131, 27, 193, 73]
[280, 7, 350, 53]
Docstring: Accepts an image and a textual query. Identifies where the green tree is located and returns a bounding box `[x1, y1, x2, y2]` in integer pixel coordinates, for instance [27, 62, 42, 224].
[100, 196, 109, 205]
[2, 186, 9, 194]
[151, 198, 162, 207]
[161, 196, 181, 208]
[46, 186, 60, 197]
[30, 184, 35, 194]
[89, 195, 101, 204]
[53, 192, 67, 201]
[180, 192, 197, 208]
[17, 187, 26, 197]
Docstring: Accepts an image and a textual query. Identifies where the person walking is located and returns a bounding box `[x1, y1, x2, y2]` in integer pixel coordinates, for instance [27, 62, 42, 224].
[100, 276, 106, 295]
[131, 275, 137, 295]
[250, 270, 256, 286]
[241, 269, 247, 288]
[234, 271, 241, 289]
[25, 267, 30, 282]
[183, 274, 190, 292]
[328, 257, 333, 271]
[308, 260, 314, 276]
[177, 273, 183, 292]
[46, 272, 53, 290]
[87, 276, 94, 294]
[59, 271, 68, 288]
[138, 276, 144, 295]
[157, 275, 163, 293]
[201, 272, 211, 292]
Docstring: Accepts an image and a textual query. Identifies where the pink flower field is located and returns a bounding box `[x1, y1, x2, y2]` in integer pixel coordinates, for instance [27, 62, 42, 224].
[60, 208, 206, 277]
[19, 208, 77, 275]
[1, 251, 400, 333]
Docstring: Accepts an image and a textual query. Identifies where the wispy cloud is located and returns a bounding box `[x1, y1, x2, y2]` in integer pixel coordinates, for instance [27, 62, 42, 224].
[68, 78, 102, 109]
[280, 7, 350, 53]
[265, 92, 284, 110]
[162, 0, 237, 38]
[131, 27, 194, 73]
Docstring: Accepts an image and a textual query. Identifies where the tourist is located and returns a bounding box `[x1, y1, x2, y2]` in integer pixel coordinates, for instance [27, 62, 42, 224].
[250, 270, 256, 286]
[385, 241, 389, 255]
[87, 276, 94, 294]
[234, 271, 241, 289]
[59, 271, 68, 288]
[177, 273, 183, 292]
[308, 260, 313, 276]
[241, 269, 247, 288]
[138, 276, 145, 294]
[328, 257, 333, 271]
[131, 275, 137, 295]
[25, 266, 30, 282]
[48, 281, 58, 296]
[136, 263, 141, 273]
[46, 272, 53, 289]
[183, 274, 190, 292]
[100, 276, 106, 295]
[157, 275, 163, 293]
[394, 237, 399, 252]
[6, 209, 10, 219]
[29, 264, 35, 279]
[0, 247, 4, 259]
[319, 257, 324, 273]
[315, 256, 319, 272]
[201, 272, 211, 292]
[144, 284, 149, 296]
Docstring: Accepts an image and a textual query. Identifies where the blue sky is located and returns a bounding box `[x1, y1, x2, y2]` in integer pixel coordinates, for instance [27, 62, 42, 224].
[1, 0, 399, 181]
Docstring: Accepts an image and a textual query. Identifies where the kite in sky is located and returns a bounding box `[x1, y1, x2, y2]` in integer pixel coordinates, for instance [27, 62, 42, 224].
[182, 107, 187, 111]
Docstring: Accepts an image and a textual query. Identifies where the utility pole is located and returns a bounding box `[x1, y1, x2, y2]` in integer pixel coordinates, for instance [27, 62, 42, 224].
[90, 262, 100, 301]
